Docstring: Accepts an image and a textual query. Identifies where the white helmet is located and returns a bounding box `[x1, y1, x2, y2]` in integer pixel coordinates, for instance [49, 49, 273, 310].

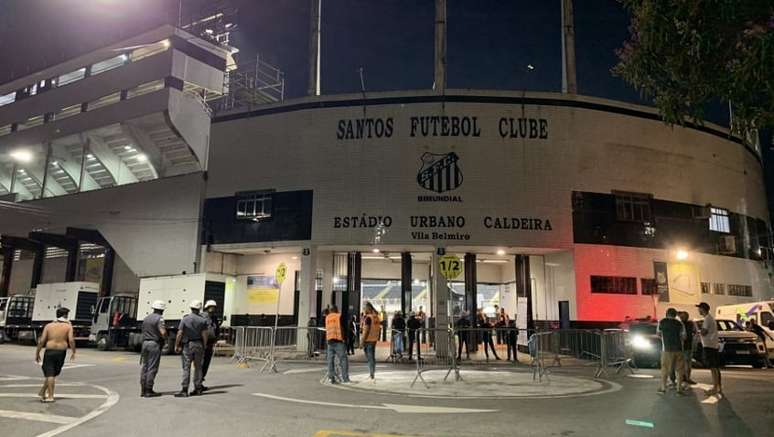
[189, 300, 203, 310]
[151, 300, 166, 311]
[204, 300, 217, 309]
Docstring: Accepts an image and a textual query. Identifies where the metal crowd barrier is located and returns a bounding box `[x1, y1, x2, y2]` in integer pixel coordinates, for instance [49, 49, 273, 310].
[411, 327, 457, 388]
[529, 329, 635, 381]
[272, 326, 327, 362]
[232, 326, 274, 366]
[451, 327, 521, 364]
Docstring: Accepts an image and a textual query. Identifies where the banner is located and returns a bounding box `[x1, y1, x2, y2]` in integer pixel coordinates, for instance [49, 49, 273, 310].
[653, 261, 669, 302]
[666, 262, 701, 305]
[246, 275, 279, 305]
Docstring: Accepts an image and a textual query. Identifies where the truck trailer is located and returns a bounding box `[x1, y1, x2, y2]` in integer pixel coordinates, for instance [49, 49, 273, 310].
[89, 273, 230, 354]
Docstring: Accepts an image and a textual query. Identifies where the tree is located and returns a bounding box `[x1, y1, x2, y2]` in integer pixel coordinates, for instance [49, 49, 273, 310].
[614, 0, 774, 136]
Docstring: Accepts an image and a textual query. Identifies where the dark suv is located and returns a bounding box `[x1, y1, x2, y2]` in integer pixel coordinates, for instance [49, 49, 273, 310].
[694, 319, 767, 368]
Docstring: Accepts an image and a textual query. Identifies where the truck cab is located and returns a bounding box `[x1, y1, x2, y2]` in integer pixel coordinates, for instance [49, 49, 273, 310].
[0, 295, 35, 343]
[89, 295, 139, 350]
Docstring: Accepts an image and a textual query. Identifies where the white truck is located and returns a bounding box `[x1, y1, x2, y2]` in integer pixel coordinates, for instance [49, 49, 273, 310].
[716, 301, 774, 358]
[89, 273, 231, 353]
[33, 282, 100, 341]
[0, 295, 36, 343]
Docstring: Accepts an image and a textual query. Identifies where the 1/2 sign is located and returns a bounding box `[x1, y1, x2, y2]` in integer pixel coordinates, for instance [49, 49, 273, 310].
[275, 263, 288, 285]
[439, 255, 462, 280]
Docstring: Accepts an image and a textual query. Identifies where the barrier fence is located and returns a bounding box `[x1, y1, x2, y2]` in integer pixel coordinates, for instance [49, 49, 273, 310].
[230, 325, 635, 381]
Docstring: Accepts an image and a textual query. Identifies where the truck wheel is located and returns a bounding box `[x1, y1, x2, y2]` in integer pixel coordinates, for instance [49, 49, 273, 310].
[752, 360, 764, 369]
[96, 334, 113, 351]
[162, 336, 175, 355]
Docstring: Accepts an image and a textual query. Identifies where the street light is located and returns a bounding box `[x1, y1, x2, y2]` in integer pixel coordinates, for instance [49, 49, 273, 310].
[10, 150, 33, 163]
[675, 249, 689, 260]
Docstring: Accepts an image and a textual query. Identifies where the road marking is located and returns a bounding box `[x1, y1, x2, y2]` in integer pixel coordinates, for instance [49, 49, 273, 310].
[625, 419, 654, 429]
[0, 393, 108, 399]
[35, 384, 119, 437]
[314, 430, 420, 437]
[62, 364, 96, 370]
[0, 375, 30, 381]
[0, 383, 86, 388]
[701, 396, 720, 404]
[0, 409, 76, 424]
[252, 392, 497, 414]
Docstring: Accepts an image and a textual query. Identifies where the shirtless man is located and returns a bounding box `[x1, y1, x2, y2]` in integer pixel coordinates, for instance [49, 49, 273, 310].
[35, 307, 76, 402]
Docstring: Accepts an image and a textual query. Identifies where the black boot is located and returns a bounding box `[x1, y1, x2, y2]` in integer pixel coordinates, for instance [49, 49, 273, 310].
[174, 390, 189, 398]
[140, 385, 147, 398]
[145, 388, 162, 398]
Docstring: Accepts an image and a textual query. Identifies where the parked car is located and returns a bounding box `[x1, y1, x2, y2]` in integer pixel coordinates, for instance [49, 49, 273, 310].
[627, 322, 662, 368]
[693, 319, 768, 368]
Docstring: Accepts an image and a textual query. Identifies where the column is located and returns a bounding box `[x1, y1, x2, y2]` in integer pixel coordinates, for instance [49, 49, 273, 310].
[0, 247, 13, 297]
[296, 246, 317, 352]
[432, 249, 450, 357]
[400, 252, 412, 315]
[464, 252, 477, 351]
[515, 255, 534, 334]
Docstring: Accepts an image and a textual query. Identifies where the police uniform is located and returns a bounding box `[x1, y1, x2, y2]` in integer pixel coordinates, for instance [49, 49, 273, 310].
[140, 312, 165, 395]
[202, 312, 221, 382]
[179, 312, 207, 393]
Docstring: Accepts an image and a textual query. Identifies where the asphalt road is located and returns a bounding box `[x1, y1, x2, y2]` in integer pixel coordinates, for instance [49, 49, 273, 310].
[1, 344, 773, 437]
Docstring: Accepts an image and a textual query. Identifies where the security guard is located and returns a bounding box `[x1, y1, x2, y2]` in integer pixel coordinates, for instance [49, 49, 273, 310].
[140, 300, 167, 397]
[324, 305, 350, 383]
[174, 300, 208, 397]
[201, 300, 221, 389]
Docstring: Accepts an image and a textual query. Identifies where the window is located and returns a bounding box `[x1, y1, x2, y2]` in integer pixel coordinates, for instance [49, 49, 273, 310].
[614, 191, 652, 222]
[641, 278, 657, 295]
[86, 92, 121, 111]
[761, 311, 773, 327]
[126, 79, 165, 99]
[130, 39, 170, 62]
[236, 191, 273, 220]
[55, 104, 83, 121]
[590, 275, 637, 294]
[709, 207, 730, 233]
[91, 54, 127, 76]
[727, 284, 752, 297]
[712, 283, 725, 295]
[57, 68, 86, 86]
[701, 282, 710, 294]
[0, 91, 15, 107]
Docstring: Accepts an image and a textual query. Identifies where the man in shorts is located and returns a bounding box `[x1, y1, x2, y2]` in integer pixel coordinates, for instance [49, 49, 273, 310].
[697, 302, 722, 397]
[35, 307, 76, 403]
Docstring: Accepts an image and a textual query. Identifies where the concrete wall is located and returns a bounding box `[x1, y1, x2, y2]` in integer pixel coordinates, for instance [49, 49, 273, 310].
[231, 253, 300, 316]
[209, 90, 767, 251]
[574, 244, 772, 322]
[0, 172, 205, 279]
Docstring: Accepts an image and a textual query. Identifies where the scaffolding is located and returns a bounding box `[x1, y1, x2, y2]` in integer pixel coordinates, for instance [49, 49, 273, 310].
[210, 54, 285, 115]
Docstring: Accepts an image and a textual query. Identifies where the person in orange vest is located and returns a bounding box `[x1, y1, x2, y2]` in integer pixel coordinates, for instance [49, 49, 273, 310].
[361, 302, 381, 382]
[325, 305, 350, 384]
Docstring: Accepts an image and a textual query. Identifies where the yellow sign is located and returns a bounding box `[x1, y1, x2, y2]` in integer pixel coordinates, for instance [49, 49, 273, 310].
[246, 275, 278, 304]
[275, 263, 288, 285]
[439, 255, 462, 280]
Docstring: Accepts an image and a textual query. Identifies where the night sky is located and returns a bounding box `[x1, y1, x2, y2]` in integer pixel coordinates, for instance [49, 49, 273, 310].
[0, 0, 727, 125]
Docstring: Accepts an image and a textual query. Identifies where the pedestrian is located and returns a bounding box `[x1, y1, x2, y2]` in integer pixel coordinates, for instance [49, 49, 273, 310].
[456, 311, 471, 360]
[496, 307, 509, 345]
[306, 317, 317, 358]
[679, 311, 697, 384]
[391, 311, 406, 359]
[174, 300, 209, 397]
[324, 305, 350, 383]
[361, 302, 381, 382]
[657, 308, 686, 395]
[697, 302, 723, 397]
[506, 319, 519, 362]
[347, 314, 358, 355]
[417, 306, 427, 344]
[479, 313, 500, 361]
[201, 300, 221, 390]
[380, 305, 388, 342]
[407, 311, 422, 360]
[748, 318, 774, 367]
[35, 308, 75, 403]
[140, 300, 167, 398]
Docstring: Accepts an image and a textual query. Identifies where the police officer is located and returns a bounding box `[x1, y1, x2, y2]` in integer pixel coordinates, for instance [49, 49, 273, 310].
[174, 300, 208, 397]
[201, 300, 221, 390]
[140, 300, 167, 397]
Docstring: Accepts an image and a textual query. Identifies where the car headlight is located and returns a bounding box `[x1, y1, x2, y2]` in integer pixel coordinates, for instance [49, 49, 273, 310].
[631, 334, 652, 351]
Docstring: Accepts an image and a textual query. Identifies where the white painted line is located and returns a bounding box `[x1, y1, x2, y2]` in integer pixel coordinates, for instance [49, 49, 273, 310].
[0, 383, 86, 388]
[0, 393, 108, 399]
[0, 375, 31, 381]
[692, 383, 714, 392]
[0, 409, 76, 424]
[61, 364, 96, 370]
[284, 368, 324, 375]
[701, 396, 720, 404]
[36, 384, 120, 437]
[252, 392, 497, 414]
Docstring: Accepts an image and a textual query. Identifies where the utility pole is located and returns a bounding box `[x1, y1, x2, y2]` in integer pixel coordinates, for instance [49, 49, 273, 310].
[308, 0, 322, 96]
[433, 0, 447, 93]
[560, 0, 577, 94]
